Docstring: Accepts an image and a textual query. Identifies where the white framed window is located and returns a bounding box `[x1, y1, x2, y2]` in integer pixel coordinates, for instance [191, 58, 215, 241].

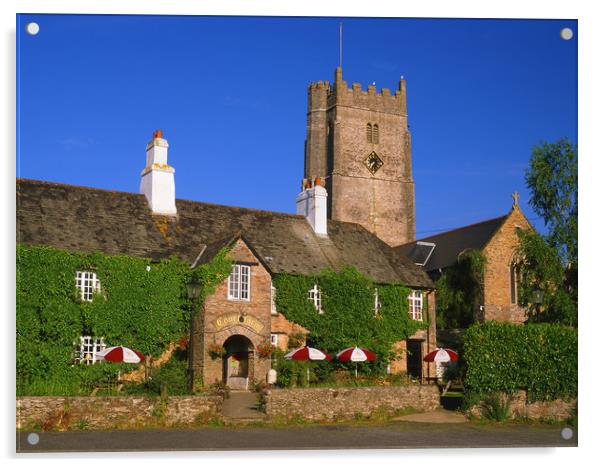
[408, 290, 423, 321]
[270, 333, 279, 346]
[308, 284, 323, 314]
[270, 282, 278, 315]
[75, 336, 105, 365]
[228, 264, 251, 301]
[374, 288, 382, 316]
[75, 271, 100, 302]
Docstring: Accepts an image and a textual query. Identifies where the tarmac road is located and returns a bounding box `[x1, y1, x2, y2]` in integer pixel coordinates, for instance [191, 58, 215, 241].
[16, 421, 577, 453]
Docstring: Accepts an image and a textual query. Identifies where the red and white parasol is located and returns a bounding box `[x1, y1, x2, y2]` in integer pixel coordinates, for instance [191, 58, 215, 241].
[336, 347, 376, 362]
[97, 346, 145, 364]
[423, 347, 459, 363]
[284, 346, 332, 361]
[284, 346, 331, 384]
[336, 346, 376, 377]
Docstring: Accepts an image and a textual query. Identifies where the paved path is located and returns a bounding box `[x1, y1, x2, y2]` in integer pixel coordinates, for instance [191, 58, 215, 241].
[221, 391, 265, 421]
[17, 421, 576, 452]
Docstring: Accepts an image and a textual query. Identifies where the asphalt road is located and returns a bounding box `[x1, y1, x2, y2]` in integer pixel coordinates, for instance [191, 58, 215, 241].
[16, 421, 577, 453]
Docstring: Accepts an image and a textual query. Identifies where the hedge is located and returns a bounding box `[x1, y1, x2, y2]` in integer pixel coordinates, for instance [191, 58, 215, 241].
[463, 321, 577, 401]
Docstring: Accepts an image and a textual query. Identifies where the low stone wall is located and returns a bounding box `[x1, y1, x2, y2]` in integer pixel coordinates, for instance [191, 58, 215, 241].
[17, 395, 223, 431]
[264, 385, 440, 421]
[468, 390, 576, 421]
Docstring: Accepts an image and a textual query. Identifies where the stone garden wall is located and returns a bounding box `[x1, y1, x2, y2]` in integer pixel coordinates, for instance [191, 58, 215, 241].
[468, 390, 576, 421]
[264, 385, 440, 421]
[17, 395, 223, 431]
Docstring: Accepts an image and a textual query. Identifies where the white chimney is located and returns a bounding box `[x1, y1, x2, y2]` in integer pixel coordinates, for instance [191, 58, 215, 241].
[140, 129, 177, 216]
[296, 177, 328, 236]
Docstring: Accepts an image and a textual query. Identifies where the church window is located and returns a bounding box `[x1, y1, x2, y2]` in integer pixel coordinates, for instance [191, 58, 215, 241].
[366, 123, 373, 143]
[510, 263, 519, 304]
[373, 124, 379, 144]
[75, 271, 100, 302]
[228, 264, 251, 301]
[308, 284, 323, 314]
[74, 336, 105, 365]
[408, 290, 423, 321]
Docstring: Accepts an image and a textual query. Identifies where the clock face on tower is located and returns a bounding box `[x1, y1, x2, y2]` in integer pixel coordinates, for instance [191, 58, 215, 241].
[363, 151, 384, 175]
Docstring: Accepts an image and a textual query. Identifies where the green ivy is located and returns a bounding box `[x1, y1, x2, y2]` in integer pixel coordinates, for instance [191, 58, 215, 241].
[435, 250, 486, 329]
[16, 244, 231, 396]
[463, 321, 577, 401]
[273, 267, 427, 375]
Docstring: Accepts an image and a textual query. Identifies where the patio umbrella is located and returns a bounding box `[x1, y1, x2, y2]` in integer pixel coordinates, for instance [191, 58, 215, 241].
[423, 347, 459, 363]
[284, 346, 331, 384]
[336, 346, 376, 377]
[97, 346, 145, 364]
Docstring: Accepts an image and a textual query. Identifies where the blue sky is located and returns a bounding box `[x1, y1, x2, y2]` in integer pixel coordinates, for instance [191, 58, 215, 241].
[16, 15, 577, 237]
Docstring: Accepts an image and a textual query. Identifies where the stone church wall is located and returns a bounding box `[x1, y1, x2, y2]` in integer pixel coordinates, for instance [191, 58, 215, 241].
[481, 208, 531, 323]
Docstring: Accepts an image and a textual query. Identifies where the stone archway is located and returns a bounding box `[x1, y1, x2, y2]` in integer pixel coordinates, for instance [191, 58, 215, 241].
[222, 335, 254, 390]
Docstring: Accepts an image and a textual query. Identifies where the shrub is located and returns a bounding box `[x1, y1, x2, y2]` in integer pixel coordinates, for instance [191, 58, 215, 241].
[480, 392, 510, 422]
[463, 322, 577, 401]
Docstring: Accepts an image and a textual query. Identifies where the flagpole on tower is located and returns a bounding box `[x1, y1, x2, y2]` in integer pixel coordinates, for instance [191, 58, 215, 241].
[339, 20, 343, 69]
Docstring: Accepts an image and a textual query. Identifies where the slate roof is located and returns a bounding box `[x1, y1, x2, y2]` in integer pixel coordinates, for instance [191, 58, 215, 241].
[395, 215, 508, 272]
[17, 178, 433, 288]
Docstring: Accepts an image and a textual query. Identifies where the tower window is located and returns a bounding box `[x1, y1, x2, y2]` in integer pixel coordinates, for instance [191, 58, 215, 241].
[366, 123, 379, 144]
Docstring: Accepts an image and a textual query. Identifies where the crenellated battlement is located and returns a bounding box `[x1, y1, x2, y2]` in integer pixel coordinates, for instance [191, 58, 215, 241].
[308, 68, 407, 115]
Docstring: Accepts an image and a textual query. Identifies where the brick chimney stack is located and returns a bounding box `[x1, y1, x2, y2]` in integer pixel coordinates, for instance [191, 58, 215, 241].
[140, 130, 177, 216]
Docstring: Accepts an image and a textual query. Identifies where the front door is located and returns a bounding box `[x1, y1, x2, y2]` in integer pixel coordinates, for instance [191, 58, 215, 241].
[227, 351, 249, 390]
[407, 339, 423, 380]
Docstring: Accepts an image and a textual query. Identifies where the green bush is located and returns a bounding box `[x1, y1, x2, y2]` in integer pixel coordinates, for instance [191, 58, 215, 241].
[144, 349, 190, 396]
[480, 392, 510, 421]
[463, 322, 577, 401]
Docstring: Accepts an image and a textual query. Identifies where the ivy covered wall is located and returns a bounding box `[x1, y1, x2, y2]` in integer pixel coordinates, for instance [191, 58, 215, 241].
[17, 245, 194, 395]
[273, 267, 428, 374]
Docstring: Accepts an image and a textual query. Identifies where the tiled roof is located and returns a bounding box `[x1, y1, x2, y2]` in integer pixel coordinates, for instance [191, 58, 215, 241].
[17, 178, 434, 288]
[396, 216, 508, 272]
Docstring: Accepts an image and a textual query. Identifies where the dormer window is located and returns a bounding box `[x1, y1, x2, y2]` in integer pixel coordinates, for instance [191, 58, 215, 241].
[228, 264, 251, 301]
[75, 271, 100, 302]
[308, 284, 323, 314]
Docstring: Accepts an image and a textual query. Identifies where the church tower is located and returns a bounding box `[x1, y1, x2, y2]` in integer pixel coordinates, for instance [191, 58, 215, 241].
[304, 67, 415, 246]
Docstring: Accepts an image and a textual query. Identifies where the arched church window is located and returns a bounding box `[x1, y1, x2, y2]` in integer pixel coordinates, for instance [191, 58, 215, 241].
[510, 262, 520, 305]
[373, 124, 379, 144]
[366, 123, 373, 143]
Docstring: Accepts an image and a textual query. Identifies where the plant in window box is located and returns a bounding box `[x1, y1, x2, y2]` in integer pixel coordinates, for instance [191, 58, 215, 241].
[256, 339, 276, 359]
[207, 343, 226, 360]
[177, 336, 188, 349]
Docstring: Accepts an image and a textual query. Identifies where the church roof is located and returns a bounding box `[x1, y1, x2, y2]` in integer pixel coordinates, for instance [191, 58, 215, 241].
[395, 215, 508, 272]
[17, 178, 433, 288]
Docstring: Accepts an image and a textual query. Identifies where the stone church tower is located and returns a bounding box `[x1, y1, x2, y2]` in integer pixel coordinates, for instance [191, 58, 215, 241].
[304, 67, 416, 246]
